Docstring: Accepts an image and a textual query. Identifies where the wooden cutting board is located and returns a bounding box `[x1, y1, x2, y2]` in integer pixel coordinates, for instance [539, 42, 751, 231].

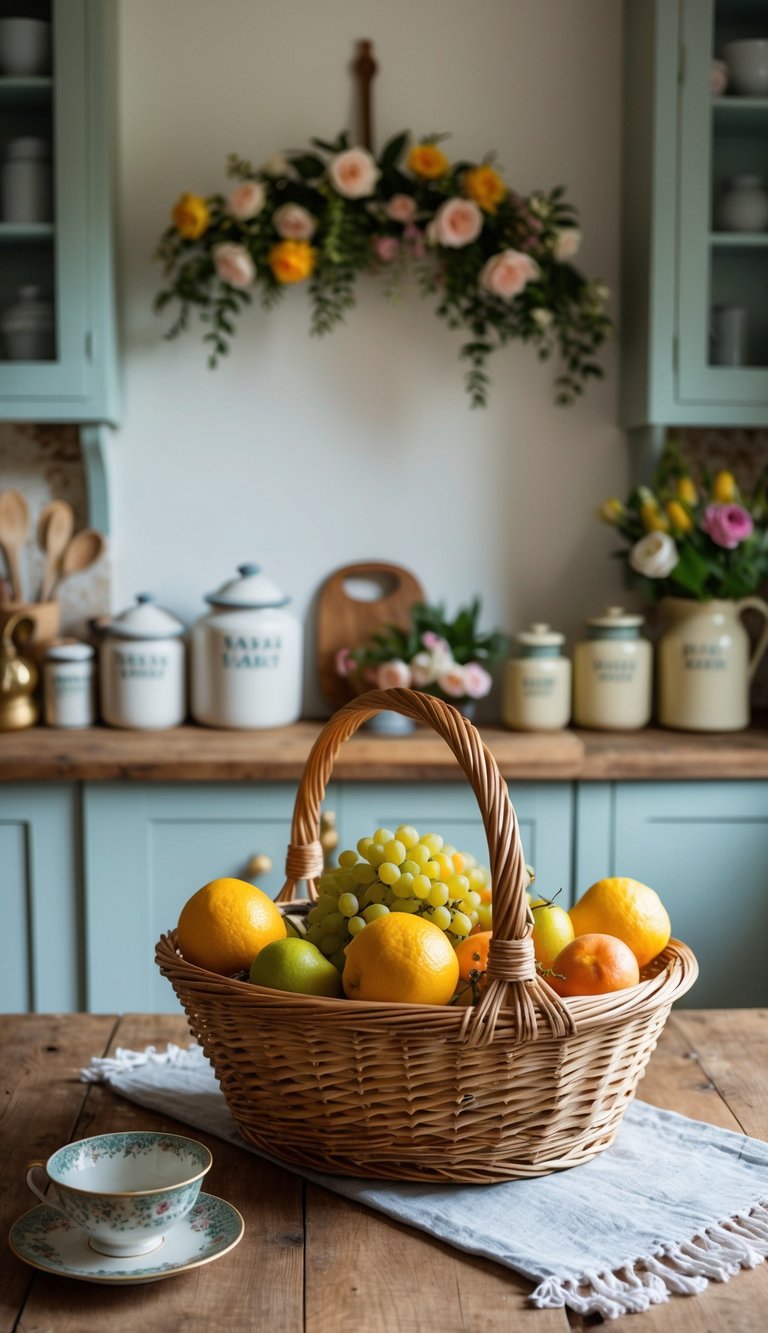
[317, 561, 426, 710]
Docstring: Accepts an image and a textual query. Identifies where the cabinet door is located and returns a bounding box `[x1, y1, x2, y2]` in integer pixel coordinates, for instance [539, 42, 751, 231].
[576, 781, 768, 1007]
[0, 783, 81, 1012]
[337, 782, 573, 905]
[83, 782, 335, 1013]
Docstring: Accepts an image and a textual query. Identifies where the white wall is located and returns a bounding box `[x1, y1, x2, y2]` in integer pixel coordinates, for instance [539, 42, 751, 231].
[114, 0, 628, 718]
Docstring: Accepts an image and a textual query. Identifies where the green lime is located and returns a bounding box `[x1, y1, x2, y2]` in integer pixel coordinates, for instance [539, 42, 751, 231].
[248, 937, 343, 998]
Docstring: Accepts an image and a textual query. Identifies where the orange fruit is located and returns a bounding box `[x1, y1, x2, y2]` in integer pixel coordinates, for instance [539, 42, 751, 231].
[177, 877, 286, 975]
[342, 913, 459, 1005]
[548, 933, 640, 997]
[530, 899, 575, 970]
[569, 877, 671, 968]
[455, 930, 492, 985]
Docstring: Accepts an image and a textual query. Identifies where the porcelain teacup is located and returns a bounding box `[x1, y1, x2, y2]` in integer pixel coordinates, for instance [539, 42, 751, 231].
[26, 1130, 212, 1257]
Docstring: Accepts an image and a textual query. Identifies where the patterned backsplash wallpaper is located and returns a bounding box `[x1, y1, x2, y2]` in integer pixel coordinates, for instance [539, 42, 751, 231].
[1, 420, 767, 711]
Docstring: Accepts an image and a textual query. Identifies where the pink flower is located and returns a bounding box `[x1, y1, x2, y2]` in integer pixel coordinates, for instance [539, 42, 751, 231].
[375, 659, 412, 689]
[328, 147, 381, 199]
[422, 631, 448, 653]
[213, 243, 255, 288]
[437, 664, 468, 698]
[479, 249, 539, 299]
[429, 197, 483, 248]
[410, 651, 437, 687]
[335, 647, 355, 678]
[463, 661, 492, 699]
[385, 193, 417, 223]
[272, 203, 317, 240]
[228, 180, 266, 221]
[373, 235, 400, 263]
[701, 503, 754, 549]
[155, 1201, 171, 1214]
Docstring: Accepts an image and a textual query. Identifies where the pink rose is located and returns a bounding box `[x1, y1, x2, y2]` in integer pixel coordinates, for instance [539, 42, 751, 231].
[701, 503, 754, 549]
[479, 249, 539, 299]
[272, 203, 317, 241]
[437, 664, 467, 698]
[375, 659, 412, 689]
[463, 662, 492, 700]
[385, 193, 417, 223]
[335, 647, 355, 678]
[328, 147, 381, 199]
[422, 631, 448, 653]
[373, 235, 399, 263]
[213, 243, 256, 289]
[228, 180, 265, 221]
[410, 651, 437, 687]
[430, 197, 483, 248]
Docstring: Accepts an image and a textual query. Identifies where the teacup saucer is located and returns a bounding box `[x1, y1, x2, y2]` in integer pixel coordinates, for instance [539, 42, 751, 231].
[9, 1192, 244, 1285]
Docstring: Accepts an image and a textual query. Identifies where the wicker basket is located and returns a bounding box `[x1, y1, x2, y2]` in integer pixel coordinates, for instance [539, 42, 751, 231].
[156, 688, 698, 1183]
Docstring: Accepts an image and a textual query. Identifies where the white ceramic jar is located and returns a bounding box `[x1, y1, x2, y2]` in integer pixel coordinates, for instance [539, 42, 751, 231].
[715, 175, 768, 233]
[99, 594, 187, 730]
[43, 642, 95, 728]
[0, 285, 55, 361]
[502, 623, 571, 731]
[572, 607, 652, 731]
[2, 136, 52, 223]
[191, 563, 302, 729]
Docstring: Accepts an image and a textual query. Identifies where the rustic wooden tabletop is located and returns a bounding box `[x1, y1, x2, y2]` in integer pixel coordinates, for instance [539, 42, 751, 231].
[2, 1011, 767, 1330]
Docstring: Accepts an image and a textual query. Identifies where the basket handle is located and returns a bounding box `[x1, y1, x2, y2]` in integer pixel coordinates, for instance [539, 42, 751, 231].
[278, 687, 575, 1046]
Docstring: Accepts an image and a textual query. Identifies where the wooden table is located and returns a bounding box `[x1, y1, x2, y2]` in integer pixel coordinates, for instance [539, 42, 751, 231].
[2, 1011, 767, 1331]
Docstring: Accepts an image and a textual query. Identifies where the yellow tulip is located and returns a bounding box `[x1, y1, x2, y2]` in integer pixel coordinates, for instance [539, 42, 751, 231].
[598, 498, 624, 525]
[268, 239, 316, 284]
[640, 501, 669, 533]
[407, 142, 450, 180]
[712, 470, 737, 503]
[665, 500, 693, 533]
[675, 475, 698, 506]
[171, 193, 210, 239]
[463, 165, 506, 214]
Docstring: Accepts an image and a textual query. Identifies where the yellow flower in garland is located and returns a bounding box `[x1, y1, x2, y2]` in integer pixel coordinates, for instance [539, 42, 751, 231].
[712, 470, 737, 503]
[407, 142, 450, 179]
[665, 500, 693, 533]
[463, 165, 506, 214]
[171, 193, 210, 239]
[675, 475, 698, 506]
[268, 240, 316, 285]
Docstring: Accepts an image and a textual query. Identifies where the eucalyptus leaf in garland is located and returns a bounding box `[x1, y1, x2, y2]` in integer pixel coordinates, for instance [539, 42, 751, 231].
[154, 132, 613, 407]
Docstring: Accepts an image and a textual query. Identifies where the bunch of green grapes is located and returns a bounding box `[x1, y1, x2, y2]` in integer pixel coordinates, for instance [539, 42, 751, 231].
[304, 825, 493, 973]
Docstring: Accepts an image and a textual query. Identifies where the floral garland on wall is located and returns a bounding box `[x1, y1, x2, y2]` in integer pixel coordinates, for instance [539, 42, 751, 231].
[154, 131, 613, 407]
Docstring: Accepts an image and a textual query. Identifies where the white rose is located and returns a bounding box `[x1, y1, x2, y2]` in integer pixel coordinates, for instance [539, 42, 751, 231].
[410, 650, 437, 687]
[328, 147, 381, 199]
[437, 665, 468, 698]
[552, 227, 582, 261]
[228, 180, 265, 221]
[375, 660, 412, 689]
[261, 153, 291, 178]
[532, 307, 554, 329]
[628, 531, 679, 579]
[213, 242, 256, 289]
[272, 203, 317, 240]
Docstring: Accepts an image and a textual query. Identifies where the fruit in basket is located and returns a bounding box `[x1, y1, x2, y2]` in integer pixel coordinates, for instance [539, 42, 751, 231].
[453, 929, 492, 1003]
[548, 933, 640, 997]
[530, 897, 575, 970]
[342, 913, 459, 1004]
[304, 825, 494, 971]
[176, 877, 286, 975]
[569, 877, 671, 968]
[249, 938, 343, 998]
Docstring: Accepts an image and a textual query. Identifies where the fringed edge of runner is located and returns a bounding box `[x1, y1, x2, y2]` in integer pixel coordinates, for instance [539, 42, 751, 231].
[80, 1042, 202, 1082]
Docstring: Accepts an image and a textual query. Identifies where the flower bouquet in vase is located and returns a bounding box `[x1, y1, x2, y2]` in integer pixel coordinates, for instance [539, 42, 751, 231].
[335, 599, 508, 733]
[599, 451, 768, 731]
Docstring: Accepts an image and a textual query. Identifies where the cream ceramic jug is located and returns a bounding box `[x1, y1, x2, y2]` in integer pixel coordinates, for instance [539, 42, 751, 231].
[190, 563, 302, 729]
[657, 597, 768, 732]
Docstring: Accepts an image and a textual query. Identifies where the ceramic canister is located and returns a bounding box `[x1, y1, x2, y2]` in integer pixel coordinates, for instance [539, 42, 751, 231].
[502, 623, 571, 731]
[572, 607, 652, 731]
[43, 642, 95, 729]
[99, 594, 186, 730]
[190, 563, 302, 729]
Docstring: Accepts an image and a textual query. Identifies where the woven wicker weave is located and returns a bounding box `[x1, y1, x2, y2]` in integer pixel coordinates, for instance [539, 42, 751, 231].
[156, 688, 698, 1183]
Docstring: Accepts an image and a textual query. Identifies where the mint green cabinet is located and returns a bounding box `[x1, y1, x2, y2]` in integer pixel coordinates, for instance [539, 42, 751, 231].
[622, 0, 768, 430]
[575, 781, 768, 1008]
[0, 784, 81, 1011]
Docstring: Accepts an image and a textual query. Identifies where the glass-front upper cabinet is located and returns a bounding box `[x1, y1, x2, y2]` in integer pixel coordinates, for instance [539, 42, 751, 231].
[0, 0, 117, 422]
[621, 0, 768, 430]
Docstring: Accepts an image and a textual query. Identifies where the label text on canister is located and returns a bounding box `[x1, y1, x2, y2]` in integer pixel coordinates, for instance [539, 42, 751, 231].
[222, 635, 282, 669]
[592, 657, 636, 684]
[683, 644, 727, 671]
[118, 652, 169, 680]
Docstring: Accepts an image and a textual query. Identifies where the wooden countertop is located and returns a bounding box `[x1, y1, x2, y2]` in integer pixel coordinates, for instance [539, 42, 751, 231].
[2, 1010, 767, 1330]
[2, 718, 768, 781]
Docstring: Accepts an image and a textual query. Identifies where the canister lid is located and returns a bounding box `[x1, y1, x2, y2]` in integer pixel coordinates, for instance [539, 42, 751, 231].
[45, 640, 94, 662]
[205, 563, 291, 609]
[6, 136, 51, 160]
[103, 593, 186, 640]
[515, 622, 565, 650]
[585, 606, 645, 638]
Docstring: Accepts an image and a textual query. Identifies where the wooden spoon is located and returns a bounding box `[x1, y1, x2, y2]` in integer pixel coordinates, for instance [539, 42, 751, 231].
[0, 488, 30, 602]
[37, 500, 75, 601]
[49, 528, 107, 597]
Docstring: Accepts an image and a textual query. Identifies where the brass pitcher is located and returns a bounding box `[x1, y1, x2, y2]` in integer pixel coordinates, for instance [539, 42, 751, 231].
[0, 612, 39, 730]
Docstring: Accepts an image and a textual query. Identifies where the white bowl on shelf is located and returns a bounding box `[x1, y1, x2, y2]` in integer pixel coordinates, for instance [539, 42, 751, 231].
[724, 39, 768, 97]
[0, 17, 52, 77]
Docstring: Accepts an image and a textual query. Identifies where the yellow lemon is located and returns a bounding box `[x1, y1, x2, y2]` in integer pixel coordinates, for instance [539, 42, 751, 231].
[569, 877, 671, 968]
[530, 899, 575, 970]
[342, 913, 459, 1005]
[177, 877, 286, 976]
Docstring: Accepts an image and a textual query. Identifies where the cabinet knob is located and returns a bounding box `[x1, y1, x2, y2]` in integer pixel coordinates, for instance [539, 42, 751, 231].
[320, 810, 338, 867]
[246, 852, 273, 880]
